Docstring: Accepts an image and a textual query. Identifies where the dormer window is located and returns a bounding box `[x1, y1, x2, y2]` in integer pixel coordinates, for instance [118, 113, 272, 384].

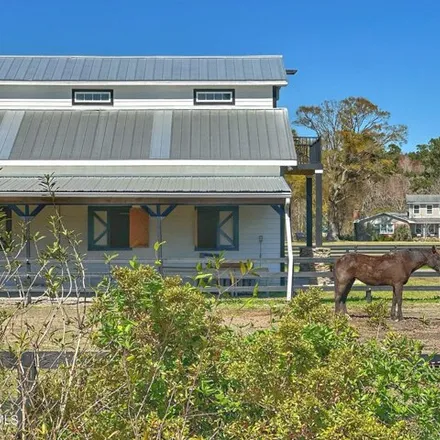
[73, 90, 113, 105]
[194, 89, 235, 105]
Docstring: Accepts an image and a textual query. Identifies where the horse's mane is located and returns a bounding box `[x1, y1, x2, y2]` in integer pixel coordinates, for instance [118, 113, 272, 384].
[396, 248, 431, 257]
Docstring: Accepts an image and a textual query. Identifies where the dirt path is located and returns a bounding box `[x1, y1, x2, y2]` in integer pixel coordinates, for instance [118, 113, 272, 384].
[220, 303, 440, 353]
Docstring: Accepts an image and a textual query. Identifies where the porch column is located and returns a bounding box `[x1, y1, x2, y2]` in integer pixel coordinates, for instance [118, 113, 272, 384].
[306, 177, 313, 247]
[315, 171, 323, 247]
[141, 204, 177, 275]
[284, 198, 294, 300]
[271, 204, 286, 286]
[8, 204, 46, 305]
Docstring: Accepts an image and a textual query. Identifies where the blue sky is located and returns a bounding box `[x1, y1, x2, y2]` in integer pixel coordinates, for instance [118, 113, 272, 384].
[1, 0, 438, 151]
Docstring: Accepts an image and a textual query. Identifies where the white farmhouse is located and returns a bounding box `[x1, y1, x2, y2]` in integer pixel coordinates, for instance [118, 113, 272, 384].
[0, 55, 323, 298]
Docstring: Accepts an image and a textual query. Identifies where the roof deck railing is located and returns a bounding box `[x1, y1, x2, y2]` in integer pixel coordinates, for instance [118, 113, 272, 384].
[293, 136, 322, 165]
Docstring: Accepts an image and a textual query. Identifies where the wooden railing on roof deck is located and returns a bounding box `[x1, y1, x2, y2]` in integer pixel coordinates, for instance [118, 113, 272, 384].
[293, 136, 322, 165]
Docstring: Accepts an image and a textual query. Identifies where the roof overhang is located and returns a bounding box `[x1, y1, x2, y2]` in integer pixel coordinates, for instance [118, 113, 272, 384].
[0, 175, 291, 204]
[0, 80, 288, 86]
[0, 160, 297, 167]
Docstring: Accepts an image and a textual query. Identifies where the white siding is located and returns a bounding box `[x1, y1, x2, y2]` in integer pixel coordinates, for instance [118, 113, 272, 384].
[12, 204, 281, 275]
[408, 203, 440, 218]
[0, 85, 274, 109]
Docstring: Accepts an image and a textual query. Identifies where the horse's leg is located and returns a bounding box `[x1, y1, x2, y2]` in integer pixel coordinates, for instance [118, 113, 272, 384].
[390, 285, 397, 320]
[395, 283, 404, 321]
[340, 279, 355, 315]
[335, 278, 354, 315]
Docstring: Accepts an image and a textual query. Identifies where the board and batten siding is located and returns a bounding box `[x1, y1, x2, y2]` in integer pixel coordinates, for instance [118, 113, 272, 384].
[11, 204, 282, 277]
[0, 85, 274, 109]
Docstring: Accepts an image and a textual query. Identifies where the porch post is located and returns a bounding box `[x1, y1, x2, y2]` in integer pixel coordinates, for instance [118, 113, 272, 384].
[285, 198, 294, 300]
[306, 177, 313, 247]
[315, 172, 323, 247]
[156, 216, 163, 275]
[141, 204, 177, 276]
[8, 204, 46, 305]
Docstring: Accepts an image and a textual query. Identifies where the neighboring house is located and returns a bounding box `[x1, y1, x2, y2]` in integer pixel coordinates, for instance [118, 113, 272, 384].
[406, 194, 440, 238]
[0, 55, 323, 298]
[354, 212, 412, 240]
[354, 194, 440, 240]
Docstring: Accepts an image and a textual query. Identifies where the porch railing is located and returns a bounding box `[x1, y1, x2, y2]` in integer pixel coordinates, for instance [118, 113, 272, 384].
[293, 136, 322, 165]
[0, 258, 289, 297]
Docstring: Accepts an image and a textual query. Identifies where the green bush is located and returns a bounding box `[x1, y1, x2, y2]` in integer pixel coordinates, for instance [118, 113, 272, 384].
[11, 266, 440, 439]
[393, 225, 413, 241]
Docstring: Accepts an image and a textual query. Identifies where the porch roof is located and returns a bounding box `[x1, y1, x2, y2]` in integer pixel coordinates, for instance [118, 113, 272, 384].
[0, 175, 291, 198]
[412, 218, 440, 224]
[0, 109, 296, 162]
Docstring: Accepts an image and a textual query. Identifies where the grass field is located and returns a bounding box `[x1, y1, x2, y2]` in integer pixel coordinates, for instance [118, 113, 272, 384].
[1, 282, 439, 353]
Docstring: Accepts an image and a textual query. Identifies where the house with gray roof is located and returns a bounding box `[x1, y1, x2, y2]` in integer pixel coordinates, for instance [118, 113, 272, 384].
[406, 194, 440, 238]
[0, 55, 323, 298]
[354, 195, 440, 240]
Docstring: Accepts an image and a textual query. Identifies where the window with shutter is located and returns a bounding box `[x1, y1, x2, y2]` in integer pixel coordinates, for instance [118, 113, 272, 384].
[195, 207, 238, 251]
[88, 206, 148, 250]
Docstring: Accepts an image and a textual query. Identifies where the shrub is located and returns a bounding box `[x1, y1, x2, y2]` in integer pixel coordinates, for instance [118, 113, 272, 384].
[393, 225, 413, 241]
[3, 265, 440, 439]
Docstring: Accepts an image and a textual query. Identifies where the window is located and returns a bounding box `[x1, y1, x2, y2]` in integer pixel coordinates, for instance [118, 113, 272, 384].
[428, 224, 436, 236]
[427, 205, 433, 215]
[196, 207, 238, 250]
[88, 206, 149, 250]
[0, 206, 12, 233]
[413, 205, 420, 214]
[415, 225, 422, 236]
[0, 207, 12, 247]
[379, 223, 394, 235]
[73, 90, 113, 105]
[194, 89, 235, 105]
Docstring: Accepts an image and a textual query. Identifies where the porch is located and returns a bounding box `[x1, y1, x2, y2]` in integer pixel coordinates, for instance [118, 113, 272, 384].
[0, 175, 294, 298]
[411, 222, 440, 239]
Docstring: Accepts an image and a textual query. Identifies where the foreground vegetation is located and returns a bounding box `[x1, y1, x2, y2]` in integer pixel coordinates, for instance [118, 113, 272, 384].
[1, 264, 440, 439]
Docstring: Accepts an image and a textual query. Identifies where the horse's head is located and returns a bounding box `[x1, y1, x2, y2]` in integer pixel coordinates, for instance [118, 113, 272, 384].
[426, 246, 440, 272]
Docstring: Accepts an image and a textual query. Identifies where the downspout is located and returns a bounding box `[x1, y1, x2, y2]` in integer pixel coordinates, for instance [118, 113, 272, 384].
[285, 198, 294, 300]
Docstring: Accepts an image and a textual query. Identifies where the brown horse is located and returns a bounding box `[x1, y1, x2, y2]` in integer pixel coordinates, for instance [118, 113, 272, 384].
[334, 246, 440, 320]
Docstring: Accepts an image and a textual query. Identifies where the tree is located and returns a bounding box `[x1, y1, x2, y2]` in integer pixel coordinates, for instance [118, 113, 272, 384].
[295, 97, 407, 240]
[409, 137, 440, 192]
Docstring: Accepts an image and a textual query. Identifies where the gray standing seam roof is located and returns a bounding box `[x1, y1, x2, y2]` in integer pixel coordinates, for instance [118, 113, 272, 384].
[412, 217, 440, 224]
[406, 195, 440, 203]
[0, 56, 287, 82]
[0, 109, 296, 161]
[0, 176, 291, 195]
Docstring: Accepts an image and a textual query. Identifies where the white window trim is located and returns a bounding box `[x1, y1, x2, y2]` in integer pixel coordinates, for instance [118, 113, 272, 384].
[413, 205, 420, 214]
[194, 89, 234, 105]
[379, 223, 394, 234]
[72, 90, 113, 105]
[427, 205, 433, 215]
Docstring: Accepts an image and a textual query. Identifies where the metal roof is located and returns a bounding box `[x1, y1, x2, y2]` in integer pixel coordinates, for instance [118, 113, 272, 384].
[0, 176, 291, 195]
[412, 217, 440, 224]
[406, 194, 440, 203]
[0, 109, 296, 161]
[0, 56, 286, 82]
